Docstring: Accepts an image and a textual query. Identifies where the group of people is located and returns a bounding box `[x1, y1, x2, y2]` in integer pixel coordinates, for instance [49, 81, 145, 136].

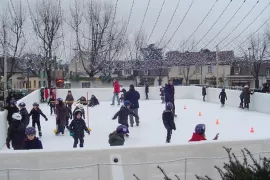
[40, 87, 56, 103]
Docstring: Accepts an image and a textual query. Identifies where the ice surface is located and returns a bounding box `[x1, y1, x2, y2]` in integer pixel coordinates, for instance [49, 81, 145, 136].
[2, 99, 270, 151]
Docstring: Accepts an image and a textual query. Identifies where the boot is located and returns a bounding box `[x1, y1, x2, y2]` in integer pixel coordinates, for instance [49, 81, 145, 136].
[166, 140, 170, 143]
[136, 123, 139, 127]
[79, 144, 84, 148]
[73, 145, 77, 148]
[126, 134, 129, 137]
[39, 131, 42, 137]
[131, 124, 133, 127]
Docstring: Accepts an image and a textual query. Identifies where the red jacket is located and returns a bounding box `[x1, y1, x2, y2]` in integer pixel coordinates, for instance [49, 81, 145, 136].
[188, 133, 207, 142]
[44, 88, 49, 99]
[113, 81, 120, 93]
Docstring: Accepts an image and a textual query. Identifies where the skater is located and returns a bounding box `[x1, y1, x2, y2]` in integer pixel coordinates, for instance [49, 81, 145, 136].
[160, 86, 165, 103]
[145, 83, 149, 100]
[219, 88, 227, 107]
[44, 87, 49, 102]
[125, 84, 140, 127]
[29, 102, 48, 137]
[111, 79, 120, 105]
[162, 102, 176, 143]
[202, 86, 207, 101]
[4, 100, 19, 125]
[112, 100, 139, 137]
[88, 95, 99, 107]
[40, 87, 45, 103]
[6, 113, 25, 150]
[239, 88, 244, 109]
[77, 96, 87, 105]
[18, 102, 29, 128]
[243, 85, 254, 110]
[65, 90, 74, 119]
[165, 79, 177, 117]
[55, 98, 69, 135]
[69, 109, 90, 148]
[24, 127, 43, 150]
[120, 88, 127, 103]
[108, 125, 129, 146]
[48, 94, 56, 115]
[73, 104, 85, 119]
[189, 124, 219, 142]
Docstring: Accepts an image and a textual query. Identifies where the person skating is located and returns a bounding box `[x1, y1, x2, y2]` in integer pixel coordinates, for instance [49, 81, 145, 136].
[189, 124, 219, 142]
[6, 113, 25, 150]
[243, 85, 254, 110]
[69, 109, 90, 148]
[4, 100, 19, 125]
[24, 127, 43, 150]
[73, 104, 85, 119]
[165, 79, 177, 117]
[111, 79, 120, 105]
[48, 94, 56, 115]
[29, 102, 48, 137]
[44, 87, 49, 102]
[125, 84, 140, 127]
[40, 87, 45, 103]
[112, 100, 139, 137]
[88, 95, 99, 107]
[77, 96, 87, 105]
[239, 88, 244, 109]
[145, 83, 149, 100]
[219, 88, 227, 107]
[160, 86, 165, 104]
[120, 88, 127, 103]
[18, 102, 29, 128]
[162, 102, 176, 143]
[108, 125, 129, 146]
[202, 86, 207, 101]
[55, 98, 69, 135]
[65, 90, 74, 119]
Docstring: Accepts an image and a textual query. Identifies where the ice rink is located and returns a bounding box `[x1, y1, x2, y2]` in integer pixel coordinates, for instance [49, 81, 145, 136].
[2, 99, 270, 151]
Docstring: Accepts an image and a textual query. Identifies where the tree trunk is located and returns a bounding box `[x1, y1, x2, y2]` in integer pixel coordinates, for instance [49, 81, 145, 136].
[158, 78, 162, 86]
[255, 78, 259, 89]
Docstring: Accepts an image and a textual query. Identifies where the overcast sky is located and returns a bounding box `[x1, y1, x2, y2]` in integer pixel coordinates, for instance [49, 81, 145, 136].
[1, 0, 270, 60]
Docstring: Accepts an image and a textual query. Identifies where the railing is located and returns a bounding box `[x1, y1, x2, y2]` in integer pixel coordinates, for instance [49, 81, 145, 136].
[1, 151, 269, 180]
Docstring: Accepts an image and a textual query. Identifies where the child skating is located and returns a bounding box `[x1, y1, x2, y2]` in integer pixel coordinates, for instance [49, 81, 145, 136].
[73, 104, 85, 119]
[48, 94, 56, 115]
[69, 109, 90, 148]
[24, 127, 43, 150]
[162, 102, 176, 143]
[108, 125, 129, 146]
[29, 102, 48, 137]
[219, 88, 227, 107]
[18, 102, 29, 128]
[189, 124, 219, 142]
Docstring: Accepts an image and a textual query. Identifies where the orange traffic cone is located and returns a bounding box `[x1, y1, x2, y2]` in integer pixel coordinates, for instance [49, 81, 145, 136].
[250, 126, 254, 133]
[198, 112, 202, 116]
[216, 119, 219, 125]
[184, 105, 186, 110]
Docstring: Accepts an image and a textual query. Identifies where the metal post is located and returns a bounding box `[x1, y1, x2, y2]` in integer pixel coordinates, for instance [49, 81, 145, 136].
[216, 45, 219, 87]
[184, 158, 187, 180]
[97, 164, 100, 180]
[3, 23, 8, 106]
[259, 152, 261, 166]
[7, 169, 10, 180]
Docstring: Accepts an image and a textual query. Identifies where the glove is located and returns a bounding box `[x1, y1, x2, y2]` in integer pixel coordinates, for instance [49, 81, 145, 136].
[6, 142, 10, 149]
[70, 132, 74, 137]
[45, 118, 48, 121]
[112, 117, 116, 120]
[173, 127, 176, 131]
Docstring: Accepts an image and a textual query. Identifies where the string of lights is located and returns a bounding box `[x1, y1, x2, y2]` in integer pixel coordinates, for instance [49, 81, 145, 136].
[137, 0, 151, 39]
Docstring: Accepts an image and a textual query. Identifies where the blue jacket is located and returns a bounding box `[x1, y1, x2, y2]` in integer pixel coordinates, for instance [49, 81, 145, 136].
[24, 137, 43, 150]
[164, 84, 175, 102]
[125, 89, 140, 109]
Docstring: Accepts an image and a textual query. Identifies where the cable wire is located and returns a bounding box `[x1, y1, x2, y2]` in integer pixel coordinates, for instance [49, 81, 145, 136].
[216, 0, 259, 47]
[137, 0, 151, 39]
[191, 0, 232, 51]
[221, 1, 270, 50]
[157, 0, 181, 47]
[203, 0, 247, 49]
[147, 0, 167, 43]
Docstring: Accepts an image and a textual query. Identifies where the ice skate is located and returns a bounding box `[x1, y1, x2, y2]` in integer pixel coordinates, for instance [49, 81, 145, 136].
[126, 134, 129, 137]
[166, 140, 170, 143]
[39, 131, 42, 137]
[131, 124, 133, 127]
[136, 123, 139, 127]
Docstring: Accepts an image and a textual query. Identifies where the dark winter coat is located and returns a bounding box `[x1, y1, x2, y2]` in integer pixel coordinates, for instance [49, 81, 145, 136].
[120, 89, 127, 100]
[6, 121, 25, 149]
[202, 87, 207, 96]
[40, 88, 44, 96]
[56, 104, 69, 126]
[112, 105, 138, 126]
[89, 97, 99, 107]
[160, 87, 165, 96]
[162, 110, 176, 130]
[125, 89, 140, 109]
[243, 88, 253, 103]
[219, 91, 227, 103]
[69, 118, 90, 138]
[20, 108, 29, 127]
[164, 84, 175, 103]
[29, 108, 47, 121]
[4, 105, 19, 123]
[24, 137, 43, 150]
[240, 90, 244, 99]
[73, 107, 85, 119]
[145, 84, 149, 93]
[48, 97, 55, 107]
[108, 131, 125, 146]
[65, 94, 74, 106]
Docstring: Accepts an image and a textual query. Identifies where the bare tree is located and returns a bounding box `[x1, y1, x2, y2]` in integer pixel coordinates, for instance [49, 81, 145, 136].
[28, 0, 62, 87]
[69, 0, 126, 78]
[0, 0, 26, 80]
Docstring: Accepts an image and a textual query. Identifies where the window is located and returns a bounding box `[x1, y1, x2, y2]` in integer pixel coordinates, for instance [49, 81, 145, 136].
[43, 81, 46, 87]
[82, 82, 91, 88]
[43, 71, 46, 78]
[178, 67, 183, 75]
[266, 69, 270, 77]
[34, 80, 36, 88]
[195, 66, 201, 74]
[208, 66, 213, 73]
[234, 67, 240, 75]
[39, 81, 41, 88]
[144, 70, 148, 75]
[124, 69, 132, 75]
[38, 71, 41, 78]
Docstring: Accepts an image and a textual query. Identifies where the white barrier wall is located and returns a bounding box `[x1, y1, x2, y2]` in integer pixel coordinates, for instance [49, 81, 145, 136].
[0, 139, 270, 180]
[0, 111, 7, 148]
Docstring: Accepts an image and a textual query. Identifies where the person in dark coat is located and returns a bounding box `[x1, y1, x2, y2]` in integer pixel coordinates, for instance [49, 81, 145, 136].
[160, 86, 165, 103]
[219, 88, 227, 107]
[55, 98, 69, 135]
[125, 84, 140, 127]
[162, 102, 176, 143]
[145, 83, 149, 100]
[112, 100, 139, 137]
[202, 86, 207, 101]
[40, 87, 45, 103]
[120, 88, 127, 103]
[108, 125, 129, 146]
[65, 90, 74, 119]
[243, 85, 254, 110]
[29, 102, 48, 137]
[4, 100, 19, 125]
[73, 104, 85, 119]
[88, 95, 99, 107]
[6, 113, 25, 150]
[164, 79, 177, 117]
[18, 102, 29, 128]
[239, 89, 244, 109]
[48, 94, 56, 115]
[24, 127, 43, 150]
[69, 109, 90, 148]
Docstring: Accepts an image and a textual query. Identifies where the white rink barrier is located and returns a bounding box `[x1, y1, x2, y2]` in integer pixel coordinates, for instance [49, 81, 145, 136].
[0, 139, 270, 180]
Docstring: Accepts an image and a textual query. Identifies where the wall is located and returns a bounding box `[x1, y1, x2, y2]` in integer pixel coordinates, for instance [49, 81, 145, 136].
[0, 111, 7, 148]
[70, 80, 136, 88]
